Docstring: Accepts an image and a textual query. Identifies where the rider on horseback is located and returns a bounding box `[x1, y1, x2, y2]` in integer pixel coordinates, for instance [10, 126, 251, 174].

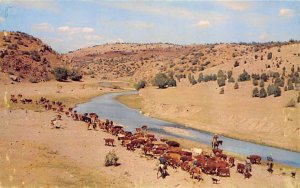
[157, 155, 168, 179]
[212, 134, 219, 148]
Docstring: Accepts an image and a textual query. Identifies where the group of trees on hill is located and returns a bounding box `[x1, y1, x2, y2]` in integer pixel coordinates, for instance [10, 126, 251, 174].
[54, 67, 82, 82]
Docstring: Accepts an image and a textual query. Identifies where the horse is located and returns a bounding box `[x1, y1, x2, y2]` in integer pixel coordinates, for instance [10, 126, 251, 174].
[212, 140, 223, 149]
[157, 163, 168, 179]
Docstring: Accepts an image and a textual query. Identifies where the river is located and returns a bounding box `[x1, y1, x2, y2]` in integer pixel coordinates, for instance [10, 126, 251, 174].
[75, 91, 300, 168]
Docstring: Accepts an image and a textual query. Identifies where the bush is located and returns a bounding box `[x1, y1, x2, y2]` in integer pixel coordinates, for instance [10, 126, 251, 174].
[234, 82, 239, 89]
[287, 79, 294, 90]
[197, 73, 204, 83]
[234, 61, 239, 67]
[217, 70, 225, 78]
[261, 73, 268, 82]
[252, 79, 258, 86]
[252, 87, 259, 97]
[188, 73, 197, 85]
[69, 70, 82, 81]
[274, 77, 284, 87]
[105, 150, 119, 166]
[153, 73, 168, 89]
[29, 77, 38, 83]
[274, 86, 281, 97]
[227, 70, 233, 79]
[238, 70, 250, 82]
[267, 52, 272, 60]
[54, 67, 68, 81]
[259, 88, 267, 98]
[217, 77, 225, 87]
[260, 80, 264, 87]
[286, 98, 296, 107]
[228, 77, 235, 83]
[219, 87, 224, 94]
[267, 84, 275, 96]
[298, 94, 300, 103]
[167, 77, 177, 87]
[134, 80, 146, 90]
[31, 51, 41, 62]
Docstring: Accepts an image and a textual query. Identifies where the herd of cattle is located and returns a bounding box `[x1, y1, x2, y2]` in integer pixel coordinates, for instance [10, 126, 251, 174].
[9, 94, 296, 183]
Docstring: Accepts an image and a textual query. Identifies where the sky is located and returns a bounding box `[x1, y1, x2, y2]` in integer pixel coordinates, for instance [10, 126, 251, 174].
[0, 0, 299, 53]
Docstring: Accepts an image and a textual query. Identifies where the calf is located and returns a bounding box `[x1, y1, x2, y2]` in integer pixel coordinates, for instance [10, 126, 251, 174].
[104, 138, 115, 147]
[237, 163, 245, 174]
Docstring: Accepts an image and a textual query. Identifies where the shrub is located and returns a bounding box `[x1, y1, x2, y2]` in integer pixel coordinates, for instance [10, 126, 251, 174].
[274, 86, 281, 97]
[267, 52, 272, 60]
[259, 88, 267, 98]
[286, 98, 296, 107]
[259, 80, 264, 87]
[234, 82, 239, 89]
[31, 51, 41, 62]
[153, 73, 168, 89]
[274, 77, 284, 87]
[298, 94, 300, 103]
[287, 79, 294, 90]
[167, 77, 177, 87]
[261, 73, 268, 82]
[252, 87, 259, 97]
[197, 73, 204, 83]
[105, 150, 119, 166]
[252, 79, 258, 86]
[227, 70, 233, 79]
[234, 61, 239, 67]
[217, 77, 225, 87]
[219, 87, 224, 94]
[134, 80, 146, 90]
[188, 73, 197, 85]
[217, 70, 225, 78]
[69, 70, 82, 81]
[54, 67, 68, 81]
[267, 84, 275, 96]
[29, 77, 38, 83]
[238, 70, 250, 82]
[228, 77, 235, 83]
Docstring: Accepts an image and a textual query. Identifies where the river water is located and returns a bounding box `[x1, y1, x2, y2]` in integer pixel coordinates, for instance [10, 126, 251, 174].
[75, 91, 300, 168]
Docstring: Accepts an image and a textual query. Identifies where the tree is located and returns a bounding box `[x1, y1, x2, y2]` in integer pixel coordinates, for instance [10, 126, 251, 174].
[261, 73, 268, 82]
[259, 80, 264, 87]
[69, 69, 82, 81]
[274, 86, 281, 97]
[259, 88, 267, 98]
[267, 84, 275, 96]
[234, 61, 239, 67]
[227, 70, 233, 79]
[274, 77, 284, 87]
[197, 73, 204, 83]
[267, 52, 272, 60]
[287, 79, 294, 90]
[252, 87, 259, 97]
[217, 77, 225, 87]
[54, 67, 68, 81]
[238, 70, 250, 82]
[234, 82, 239, 89]
[153, 73, 168, 89]
[228, 77, 235, 83]
[219, 87, 224, 94]
[252, 79, 258, 86]
[134, 80, 146, 90]
[167, 77, 177, 87]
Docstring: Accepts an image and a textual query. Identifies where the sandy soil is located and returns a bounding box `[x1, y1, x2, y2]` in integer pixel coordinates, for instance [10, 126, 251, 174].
[0, 81, 299, 187]
[135, 85, 300, 153]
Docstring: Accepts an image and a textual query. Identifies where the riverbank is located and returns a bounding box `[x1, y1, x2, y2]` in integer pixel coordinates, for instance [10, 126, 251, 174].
[116, 86, 300, 153]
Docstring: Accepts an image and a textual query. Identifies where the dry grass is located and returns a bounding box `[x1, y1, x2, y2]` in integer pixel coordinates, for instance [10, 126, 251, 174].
[116, 94, 142, 109]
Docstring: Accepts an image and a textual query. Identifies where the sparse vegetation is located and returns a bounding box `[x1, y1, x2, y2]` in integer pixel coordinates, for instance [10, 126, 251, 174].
[267, 52, 272, 60]
[234, 82, 239, 89]
[134, 80, 146, 90]
[252, 87, 259, 97]
[54, 67, 69, 81]
[104, 150, 119, 167]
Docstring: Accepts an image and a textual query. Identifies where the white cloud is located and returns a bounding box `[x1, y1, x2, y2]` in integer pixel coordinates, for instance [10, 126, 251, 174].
[259, 32, 269, 41]
[194, 20, 211, 29]
[32, 22, 53, 32]
[218, 2, 252, 11]
[0, 17, 5, 23]
[0, 0, 60, 12]
[82, 27, 94, 33]
[84, 35, 102, 40]
[279, 8, 295, 18]
[57, 26, 95, 35]
[127, 21, 154, 29]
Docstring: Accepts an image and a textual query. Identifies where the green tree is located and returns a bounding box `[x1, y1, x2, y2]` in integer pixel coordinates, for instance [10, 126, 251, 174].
[153, 73, 168, 89]
[134, 80, 146, 90]
[54, 67, 68, 81]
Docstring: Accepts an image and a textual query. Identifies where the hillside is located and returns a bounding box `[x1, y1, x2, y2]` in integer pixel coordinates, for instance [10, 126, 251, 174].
[0, 31, 68, 82]
[66, 42, 300, 86]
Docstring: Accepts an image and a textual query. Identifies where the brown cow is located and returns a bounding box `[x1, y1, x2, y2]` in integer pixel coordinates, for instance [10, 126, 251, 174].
[228, 157, 235, 167]
[104, 138, 115, 147]
[212, 148, 223, 155]
[247, 155, 261, 164]
[190, 167, 203, 181]
[217, 167, 230, 177]
[237, 163, 245, 174]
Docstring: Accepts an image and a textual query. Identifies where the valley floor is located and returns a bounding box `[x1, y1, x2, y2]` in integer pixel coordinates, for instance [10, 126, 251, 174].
[0, 80, 299, 187]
